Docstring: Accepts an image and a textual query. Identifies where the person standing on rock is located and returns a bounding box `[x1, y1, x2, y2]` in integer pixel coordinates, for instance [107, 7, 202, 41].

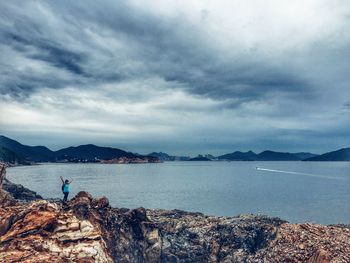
[60, 176, 73, 202]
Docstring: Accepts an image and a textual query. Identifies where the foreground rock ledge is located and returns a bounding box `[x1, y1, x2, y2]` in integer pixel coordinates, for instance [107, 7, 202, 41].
[1, 169, 350, 262]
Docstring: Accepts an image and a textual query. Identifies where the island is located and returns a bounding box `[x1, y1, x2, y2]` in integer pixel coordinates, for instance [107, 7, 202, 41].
[1, 135, 350, 165]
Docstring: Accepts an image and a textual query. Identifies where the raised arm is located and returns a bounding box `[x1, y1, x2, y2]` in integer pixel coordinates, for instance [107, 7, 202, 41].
[69, 179, 73, 184]
[60, 176, 64, 183]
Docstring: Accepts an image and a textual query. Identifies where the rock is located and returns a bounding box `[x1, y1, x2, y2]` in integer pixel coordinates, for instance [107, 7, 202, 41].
[146, 229, 160, 245]
[146, 242, 162, 263]
[0, 163, 42, 202]
[71, 199, 91, 220]
[129, 207, 148, 222]
[0, 198, 112, 263]
[0, 189, 16, 207]
[0, 164, 5, 186]
[1, 164, 350, 262]
[0, 164, 17, 206]
[92, 196, 110, 209]
[308, 249, 331, 263]
[3, 179, 42, 201]
[2, 196, 350, 263]
[74, 191, 93, 201]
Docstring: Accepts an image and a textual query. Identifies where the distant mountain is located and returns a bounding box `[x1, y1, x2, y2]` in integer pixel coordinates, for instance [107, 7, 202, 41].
[218, 151, 257, 161]
[0, 147, 22, 164]
[148, 152, 190, 161]
[1, 135, 348, 164]
[292, 152, 318, 160]
[188, 155, 211, 161]
[218, 150, 317, 161]
[55, 144, 136, 161]
[204, 154, 216, 160]
[148, 152, 175, 161]
[304, 148, 350, 161]
[0, 135, 157, 164]
[257, 150, 300, 161]
[0, 135, 55, 163]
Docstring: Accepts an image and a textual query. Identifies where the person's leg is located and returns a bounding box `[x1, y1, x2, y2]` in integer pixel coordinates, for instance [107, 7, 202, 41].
[63, 192, 68, 202]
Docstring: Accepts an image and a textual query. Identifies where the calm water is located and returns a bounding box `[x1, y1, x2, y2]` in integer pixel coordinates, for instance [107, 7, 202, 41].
[7, 161, 350, 224]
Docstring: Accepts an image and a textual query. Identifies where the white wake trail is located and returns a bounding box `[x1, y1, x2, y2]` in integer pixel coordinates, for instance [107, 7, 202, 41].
[256, 167, 347, 180]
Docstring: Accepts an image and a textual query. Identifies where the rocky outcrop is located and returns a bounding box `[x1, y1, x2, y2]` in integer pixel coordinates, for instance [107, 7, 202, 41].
[0, 200, 112, 262]
[0, 163, 5, 186]
[0, 163, 16, 207]
[1, 163, 350, 262]
[2, 178, 42, 201]
[0, 162, 41, 202]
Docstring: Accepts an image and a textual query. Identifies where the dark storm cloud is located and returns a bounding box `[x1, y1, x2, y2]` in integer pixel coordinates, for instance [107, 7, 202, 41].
[0, 0, 349, 153]
[0, 0, 313, 103]
[4, 31, 86, 75]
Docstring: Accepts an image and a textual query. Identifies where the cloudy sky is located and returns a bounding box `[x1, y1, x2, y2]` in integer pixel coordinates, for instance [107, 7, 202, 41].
[0, 0, 349, 155]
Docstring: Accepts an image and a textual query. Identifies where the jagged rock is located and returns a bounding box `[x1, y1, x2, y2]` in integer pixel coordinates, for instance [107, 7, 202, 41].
[74, 191, 93, 201]
[1, 164, 350, 262]
[70, 192, 94, 220]
[0, 164, 5, 186]
[0, 163, 42, 202]
[92, 196, 110, 209]
[307, 249, 331, 263]
[1, 193, 350, 262]
[3, 178, 42, 201]
[0, 163, 16, 207]
[0, 200, 113, 263]
[0, 188, 16, 207]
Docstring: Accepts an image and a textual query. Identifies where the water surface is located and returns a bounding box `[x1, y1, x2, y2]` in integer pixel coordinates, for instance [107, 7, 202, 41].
[7, 161, 350, 224]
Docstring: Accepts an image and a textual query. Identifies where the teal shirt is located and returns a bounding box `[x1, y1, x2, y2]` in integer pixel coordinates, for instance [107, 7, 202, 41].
[63, 183, 70, 193]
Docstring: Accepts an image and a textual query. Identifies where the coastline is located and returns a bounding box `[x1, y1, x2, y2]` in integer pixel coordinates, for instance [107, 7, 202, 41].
[1, 164, 350, 262]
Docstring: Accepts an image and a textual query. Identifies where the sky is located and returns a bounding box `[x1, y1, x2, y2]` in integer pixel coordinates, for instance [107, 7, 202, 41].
[0, 0, 349, 155]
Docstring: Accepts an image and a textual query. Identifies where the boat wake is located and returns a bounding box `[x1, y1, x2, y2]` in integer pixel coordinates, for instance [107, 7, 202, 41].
[256, 167, 347, 180]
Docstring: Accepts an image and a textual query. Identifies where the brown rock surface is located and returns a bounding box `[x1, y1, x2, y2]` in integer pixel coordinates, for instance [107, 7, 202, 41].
[1, 163, 350, 262]
[0, 200, 113, 262]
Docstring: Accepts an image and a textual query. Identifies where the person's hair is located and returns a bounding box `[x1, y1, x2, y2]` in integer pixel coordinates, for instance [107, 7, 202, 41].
[65, 179, 69, 183]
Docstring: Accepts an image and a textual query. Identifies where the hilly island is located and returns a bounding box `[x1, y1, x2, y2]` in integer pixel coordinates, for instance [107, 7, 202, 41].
[1, 135, 349, 165]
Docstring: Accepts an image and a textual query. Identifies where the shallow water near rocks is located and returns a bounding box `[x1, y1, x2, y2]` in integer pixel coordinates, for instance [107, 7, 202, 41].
[7, 161, 350, 224]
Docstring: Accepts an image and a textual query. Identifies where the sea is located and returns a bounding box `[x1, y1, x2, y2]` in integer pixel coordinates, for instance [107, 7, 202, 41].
[6, 161, 350, 224]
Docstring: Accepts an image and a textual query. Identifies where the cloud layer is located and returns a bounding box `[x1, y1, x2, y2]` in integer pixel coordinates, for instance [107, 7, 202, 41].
[0, 0, 349, 154]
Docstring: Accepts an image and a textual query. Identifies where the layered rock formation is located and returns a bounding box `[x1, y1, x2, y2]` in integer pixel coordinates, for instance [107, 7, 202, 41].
[1, 163, 350, 262]
[0, 200, 112, 262]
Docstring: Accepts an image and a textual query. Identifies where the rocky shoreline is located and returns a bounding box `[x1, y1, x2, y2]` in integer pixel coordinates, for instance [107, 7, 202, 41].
[1, 164, 350, 262]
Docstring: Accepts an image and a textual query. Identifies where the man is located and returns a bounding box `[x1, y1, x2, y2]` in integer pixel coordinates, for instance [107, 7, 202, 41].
[60, 176, 73, 202]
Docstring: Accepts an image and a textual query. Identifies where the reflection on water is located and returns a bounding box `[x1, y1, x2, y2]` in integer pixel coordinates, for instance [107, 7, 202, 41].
[7, 161, 350, 224]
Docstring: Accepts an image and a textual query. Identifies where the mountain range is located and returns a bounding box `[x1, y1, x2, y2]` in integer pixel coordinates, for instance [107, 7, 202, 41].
[0, 135, 145, 164]
[217, 150, 319, 161]
[0, 135, 349, 164]
[147, 152, 190, 161]
[304, 148, 350, 161]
